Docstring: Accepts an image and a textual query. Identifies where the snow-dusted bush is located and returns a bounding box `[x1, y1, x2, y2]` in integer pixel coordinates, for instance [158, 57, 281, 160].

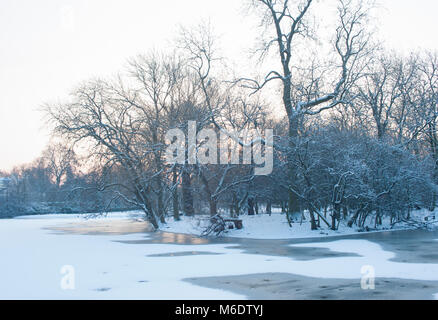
[268, 126, 435, 230]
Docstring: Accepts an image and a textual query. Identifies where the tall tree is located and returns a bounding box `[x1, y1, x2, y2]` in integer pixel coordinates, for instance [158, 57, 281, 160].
[240, 0, 372, 228]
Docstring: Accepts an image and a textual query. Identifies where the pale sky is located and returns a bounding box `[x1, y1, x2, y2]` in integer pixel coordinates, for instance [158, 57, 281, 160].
[0, 0, 437, 172]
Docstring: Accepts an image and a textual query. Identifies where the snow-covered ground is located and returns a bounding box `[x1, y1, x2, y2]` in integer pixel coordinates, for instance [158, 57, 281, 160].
[163, 209, 436, 240]
[0, 212, 437, 299]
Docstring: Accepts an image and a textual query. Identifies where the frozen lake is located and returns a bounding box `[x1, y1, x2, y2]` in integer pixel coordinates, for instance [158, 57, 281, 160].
[1, 213, 438, 299]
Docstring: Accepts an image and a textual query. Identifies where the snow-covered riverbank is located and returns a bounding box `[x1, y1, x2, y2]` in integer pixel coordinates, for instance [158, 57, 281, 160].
[10, 207, 436, 241]
[163, 210, 436, 240]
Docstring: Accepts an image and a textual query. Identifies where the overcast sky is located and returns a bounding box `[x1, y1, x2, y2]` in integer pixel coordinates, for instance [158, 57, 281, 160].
[1, 0, 437, 172]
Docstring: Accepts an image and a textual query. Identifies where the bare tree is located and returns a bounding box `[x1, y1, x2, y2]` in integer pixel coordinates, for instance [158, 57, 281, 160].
[42, 142, 78, 189]
[45, 78, 164, 228]
[355, 53, 419, 142]
[237, 0, 373, 226]
[415, 51, 438, 209]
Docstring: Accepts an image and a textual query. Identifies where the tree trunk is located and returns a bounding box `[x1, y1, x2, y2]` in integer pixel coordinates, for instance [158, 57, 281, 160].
[348, 207, 362, 228]
[430, 162, 437, 211]
[172, 167, 180, 221]
[375, 209, 383, 227]
[148, 214, 159, 229]
[309, 207, 318, 230]
[342, 206, 348, 220]
[266, 200, 272, 216]
[182, 170, 194, 216]
[230, 203, 235, 218]
[317, 210, 321, 228]
[209, 198, 217, 216]
[232, 193, 239, 217]
[158, 189, 165, 224]
[287, 110, 301, 215]
[248, 197, 255, 215]
[332, 203, 341, 230]
[134, 185, 159, 229]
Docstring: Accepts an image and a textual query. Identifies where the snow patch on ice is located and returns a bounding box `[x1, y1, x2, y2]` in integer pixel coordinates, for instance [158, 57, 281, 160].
[290, 240, 438, 281]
